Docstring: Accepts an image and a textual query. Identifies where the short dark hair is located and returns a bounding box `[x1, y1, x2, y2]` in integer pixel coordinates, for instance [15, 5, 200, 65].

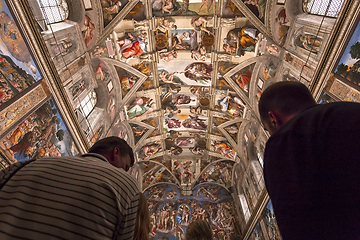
[88, 137, 135, 165]
[259, 81, 316, 122]
[186, 219, 213, 240]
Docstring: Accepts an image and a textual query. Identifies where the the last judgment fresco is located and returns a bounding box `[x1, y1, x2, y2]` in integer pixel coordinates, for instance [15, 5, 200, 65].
[144, 183, 241, 240]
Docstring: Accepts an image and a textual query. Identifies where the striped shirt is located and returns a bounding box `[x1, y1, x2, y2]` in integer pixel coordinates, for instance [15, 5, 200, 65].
[0, 153, 140, 240]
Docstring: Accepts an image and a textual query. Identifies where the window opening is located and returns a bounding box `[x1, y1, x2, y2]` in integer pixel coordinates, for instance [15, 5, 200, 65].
[303, 0, 344, 17]
[77, 90, 97, 117]
[37, 0, 69, 24]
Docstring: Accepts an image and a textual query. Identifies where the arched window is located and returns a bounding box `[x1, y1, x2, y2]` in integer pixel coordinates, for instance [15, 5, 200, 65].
[78, 90, 97, 117]
[37, 0, 69, 24]
[303, 0, 344, 17]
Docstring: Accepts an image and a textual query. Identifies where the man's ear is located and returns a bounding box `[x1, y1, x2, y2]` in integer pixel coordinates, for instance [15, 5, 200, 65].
[268, 111, 278, 128]
[108, 147, 119, 163]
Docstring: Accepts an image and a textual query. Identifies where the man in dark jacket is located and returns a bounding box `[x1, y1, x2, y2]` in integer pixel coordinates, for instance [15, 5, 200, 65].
[258, 81, 360, 240]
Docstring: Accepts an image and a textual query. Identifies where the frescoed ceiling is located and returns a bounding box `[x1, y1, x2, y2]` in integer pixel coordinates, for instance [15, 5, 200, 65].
[84, 0, 287, 191]
[4, 0, 350, 238]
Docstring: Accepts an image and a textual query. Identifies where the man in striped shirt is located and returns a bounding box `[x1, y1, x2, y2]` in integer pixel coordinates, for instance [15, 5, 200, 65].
[0, 137, 140, 240]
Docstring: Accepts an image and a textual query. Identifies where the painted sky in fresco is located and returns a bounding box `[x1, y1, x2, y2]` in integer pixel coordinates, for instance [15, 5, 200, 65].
[0, 0, 42, 80]
[338, 21, 360, 67]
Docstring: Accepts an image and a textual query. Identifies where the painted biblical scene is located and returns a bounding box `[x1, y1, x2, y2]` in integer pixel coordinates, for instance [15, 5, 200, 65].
[125, 95, 157, 119]
[0, 54, 38, 106]
[0, 1, 42, 105]
[335, 20, 360, 86]
[214, 90, 246, 119]
[82, 14, 96, 48]
[164, 114, 208, 131]
[211, 116, 230, 136]
[172, 159, 196, 184]
[193, 183, 233, 201]
[211, 140, 236, 159]
[0, 98, 77, 163]
[145, 182, 240, 240]
[273, 8, 290, 45]
[216, 61, 238, 90]
[144, 183, 180, 201]
[223, 27, 259, 56]
[129, 122, 149, 144]
[101, 0, 129, 27]
[162, 93, 198, 109]
[189, 136, 206, 155]
[124, 0, 147, 21]
[155, 16, 214, 60]
[142, 117, 161, 137]
[165, 136, 197, 156]
[117, 30, 149, 62]
[196, 160, 235, 188]
[261, 200, 282, 240]
[68, 78, 87, 100]
[158, 61, 213, 86]
[132, 61, 155, 91]
[138, 140, 163, 160]
[162, 92, 210, 119]
[224, 122, 241, 143]
[151, 0, 218, 17]
[230, 63, 255, 94]
[241, 0, 266, 23]
[165, 130, 207, 156]
[222, 0, 245, 17]
[140, 161, 178, 189]
[115, 66, 140, 98]
[294, 27, 322, 54]
[261, 58, 279, 80]
[171, 29, 192, 50]
[92, 59, 112, 82]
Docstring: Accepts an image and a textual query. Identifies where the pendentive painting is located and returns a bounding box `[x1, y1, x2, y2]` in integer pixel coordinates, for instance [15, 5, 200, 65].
[102, 0, 129, 27]
[0, 0, 42, 106]
[222, 0, 245, 17]
[196, 160, 235, 188]
[230, 63, 255, 94]
[241, 0, 266, 23]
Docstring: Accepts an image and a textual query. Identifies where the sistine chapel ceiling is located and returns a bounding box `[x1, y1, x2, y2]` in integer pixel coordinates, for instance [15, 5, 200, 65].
[0, 0, 357, 238]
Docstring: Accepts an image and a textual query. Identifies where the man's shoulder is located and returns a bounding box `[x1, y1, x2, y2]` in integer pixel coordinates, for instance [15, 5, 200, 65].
[306, 101, 360, 112]
[271, 102, 360, 138]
